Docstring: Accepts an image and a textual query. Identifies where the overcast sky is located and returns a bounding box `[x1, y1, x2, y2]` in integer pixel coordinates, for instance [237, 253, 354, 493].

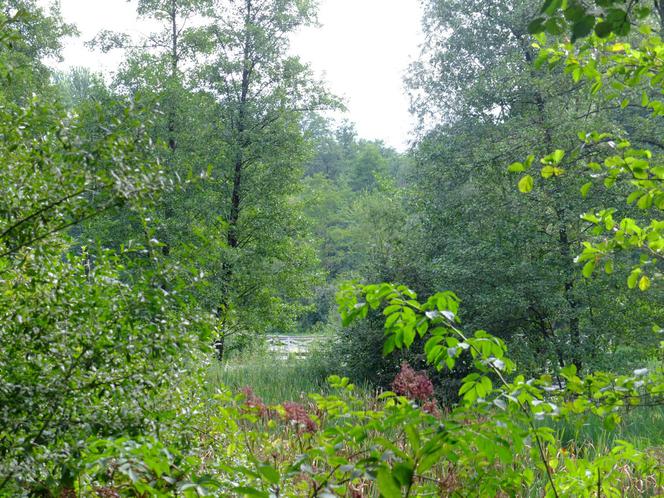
[43, 0, 424, 151]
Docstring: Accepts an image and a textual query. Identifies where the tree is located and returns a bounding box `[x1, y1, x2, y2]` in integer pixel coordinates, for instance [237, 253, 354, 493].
[405, 0, 662, 373]
[0, 0, 75, 99]
[328, 4, 664, 494]
[520, 1, 664, 299]
[87, 0, 220, 263]
[191, 0, 336, 356]
[0, 7, 209, 493]
[92, 0, 213, 153]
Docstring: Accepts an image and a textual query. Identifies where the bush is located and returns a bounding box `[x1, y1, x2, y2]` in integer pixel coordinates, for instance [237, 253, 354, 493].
[326, 310, 470, 405]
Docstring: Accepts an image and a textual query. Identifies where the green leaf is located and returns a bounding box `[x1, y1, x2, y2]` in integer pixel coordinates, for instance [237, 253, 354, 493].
[571, 15, 595, 41]
[626, 191, 641, 205]
[580, 182, 592, 198]
[385, 312, 400, 329]
[627, 269, 641, 289]
[518, 175, 534, 193]
[638, 275, 651, 291]
[481, 375, 493, 394]
[582, 260, 595, 278]
[403, 325, 416, 348]
[560, 364, 577, 379]
[528, 17, 546, 34]
[257, 464, 280, 485]
[604, 260, 614, 275]
[233, 487, 269, 498]
[652, 166, 664, 179]
[392, 462, 414, 487]
[376, 467, 402, 498]
[459, 380, 476, 396]
[641, 91, 649, 107]
[383, 335, 396, 356]
[594, 20, 612, 37]
[508, 161, 525, 172]
[541, 166, 555, 178]
[637, 193, 652, 210]
[544, 17, 565, 36]
[416, 319, 429, 338]
[540, 165, 564, 178]
[383, 304, 401, 315]
[606, 8, 630, 36]
[540, 0, 562, 16]
[603, 413, 620, 431]
[564, 4, 585, 21]
[404, 426, 421, 452]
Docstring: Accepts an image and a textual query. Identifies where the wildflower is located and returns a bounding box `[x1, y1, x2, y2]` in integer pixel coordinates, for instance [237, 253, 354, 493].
[392, 361, 435, 402]
[239, 387, 269, 417]
[282, 401, 317, 433]
[391, 362, 443, 416]
[422, 399, 441, 416]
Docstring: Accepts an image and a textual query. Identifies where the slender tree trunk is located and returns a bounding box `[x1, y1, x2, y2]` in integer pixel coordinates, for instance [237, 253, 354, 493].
[227, 0, 252, 250]
[217, 0, 253, 361]
[168, 0, 178, 153]
[521, 38, 582, 370]
[655, 1, 664, 33]
[558, 218, 582, 369]
[157, 1, 180, 260]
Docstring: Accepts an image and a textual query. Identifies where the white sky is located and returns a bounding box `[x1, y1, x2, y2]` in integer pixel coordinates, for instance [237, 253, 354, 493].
[43, 0, 424, 151]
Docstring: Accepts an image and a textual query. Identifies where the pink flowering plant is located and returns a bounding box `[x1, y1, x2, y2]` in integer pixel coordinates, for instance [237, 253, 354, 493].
[391, 362, 435, 403]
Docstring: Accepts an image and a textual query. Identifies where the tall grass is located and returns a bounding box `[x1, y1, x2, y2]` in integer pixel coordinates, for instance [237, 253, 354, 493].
[207, 349, 341, 404]
[210, 347, 663, 450]
[553, 406, 664, 453]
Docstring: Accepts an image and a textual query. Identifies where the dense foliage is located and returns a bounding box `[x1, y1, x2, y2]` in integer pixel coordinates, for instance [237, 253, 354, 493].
[0, 3, 211, 493]
[0, 0, 662, 496]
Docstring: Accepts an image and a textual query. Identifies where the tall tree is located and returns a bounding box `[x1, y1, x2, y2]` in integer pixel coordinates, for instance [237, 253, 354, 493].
[406, 0, 661, 373]
[88, 0, 336, 355]
[93, 0, 213, 153]
[0, 0, 74, 98]
[194, 0, 335, 356]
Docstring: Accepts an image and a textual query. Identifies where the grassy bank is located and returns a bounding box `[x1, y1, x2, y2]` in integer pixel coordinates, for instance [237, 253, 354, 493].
[208, 347, 663, 448]
[207, 348, 339, 404]
[554, 406, 664, 452]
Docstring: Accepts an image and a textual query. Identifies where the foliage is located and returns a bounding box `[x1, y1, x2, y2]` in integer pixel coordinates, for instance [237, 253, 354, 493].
[0, 7, 211, 494]
[0, 1, 75, 97]
[405, 0, 663, 375]
[529, 0, 664, 40]
[78, 436, 216, 497]
[85, 0, 336, 352]
[72, 328, 663, 497]
[514, 11, 664, 289]
[208, 346, 336, 404]
[1, 0, 663, 496]
[336, 282, 663, 497]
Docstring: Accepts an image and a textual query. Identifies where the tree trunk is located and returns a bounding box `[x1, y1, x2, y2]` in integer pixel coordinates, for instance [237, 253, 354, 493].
[521, 37, 582, 371]
[168, 0, 178, 153]
[218, 0, 253, 361]
[227, 0, 252, 251]
[656, 1, 664, 33]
